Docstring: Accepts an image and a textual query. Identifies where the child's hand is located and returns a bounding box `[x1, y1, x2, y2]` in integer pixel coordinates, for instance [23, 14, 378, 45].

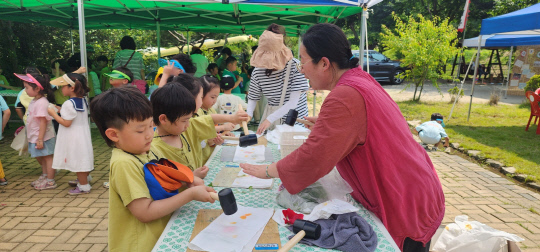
[162, 60, 176, 76]
[222, 123, 235, 132]
[73, 67, 86, 74]
[187, 176, 205, 188]
[238, 76, 244, 82]
[232, 111, 249, 125]
[211, 135, 224, 146]
[189, 185, 216, 203]
[47, 107, 56, 116]
[194, 166, 209, 179]
[35, 140, 44, 150]
[224, 131, 235, 137]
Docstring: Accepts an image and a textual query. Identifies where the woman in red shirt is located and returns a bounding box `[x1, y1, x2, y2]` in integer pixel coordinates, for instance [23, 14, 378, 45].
[241, 23, 445, 252]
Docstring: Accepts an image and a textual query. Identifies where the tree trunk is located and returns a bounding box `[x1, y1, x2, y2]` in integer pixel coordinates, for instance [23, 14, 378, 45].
[413, 82, 419, 101]
[418, 80, 424, 101]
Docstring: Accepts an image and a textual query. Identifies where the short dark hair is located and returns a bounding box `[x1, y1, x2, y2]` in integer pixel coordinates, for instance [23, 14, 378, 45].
[200, 75, 220, 96]
[166, 74, 202, 98]
[431, 113, 443, 121]
[220, 76, 235, 91]
[120, 36, 136, 50]
[247, 66, 255, 77]
[90, 86, 152, 147]
[66, 73, 90, 97]
[302, 23, 359, 70]
[171, 53, 197, 74]
[207, 63, 218, 71]
[151, 83, 196, 126]
[96, 55, 108, 63]
[114, 66, 134, 83]
[225, 56, 237, 66]
[27, 73, 56, 104]
[221, 47, 232, 57]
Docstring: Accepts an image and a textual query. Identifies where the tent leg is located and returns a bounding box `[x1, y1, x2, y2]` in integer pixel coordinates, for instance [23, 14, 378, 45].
[505, 46, 513, 99]
[364, 17, 369, 73]
[70, 29, 74, 55]
[77, 0, 87, 74]
[467, 35, 482, 122]
[359, 8, 366, 68]
[156, 21, 161, 59]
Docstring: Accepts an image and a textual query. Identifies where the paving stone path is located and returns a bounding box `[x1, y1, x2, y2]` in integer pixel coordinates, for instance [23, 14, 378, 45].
[0, 128, 539, 251]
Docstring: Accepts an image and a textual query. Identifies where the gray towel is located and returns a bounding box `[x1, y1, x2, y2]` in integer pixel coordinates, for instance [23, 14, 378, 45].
[288, 212, 378, 252]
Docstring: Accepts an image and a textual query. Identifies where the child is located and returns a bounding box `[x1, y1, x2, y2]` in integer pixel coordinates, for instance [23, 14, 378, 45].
[151, 74, 248, 177]
[415, 113, 450, 151]
[90, 86, 215, 252]
[221, 56, 243, 93]
[158, 58, 188, 87]
[49, 73, 94, 195]
[14, 72, 57, 190]
[198, 75, 235, 163]
[207, 63, 220, 80]
[105, 67, 133, 88]
[213, 76, 248, 130]
[0, 95, 10, 186]
[0, 66, 10, 89]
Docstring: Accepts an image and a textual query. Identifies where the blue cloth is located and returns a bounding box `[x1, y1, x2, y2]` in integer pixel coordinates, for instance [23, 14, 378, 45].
[15, 90, 24, 107]
[143, 161, 179, 201]
[0, 96, 8, 140]
[288, 212, 378, 252]
[416, 121, 448, 145]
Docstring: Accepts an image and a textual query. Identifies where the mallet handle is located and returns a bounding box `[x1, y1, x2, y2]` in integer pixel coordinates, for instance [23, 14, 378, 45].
[296, 118, 314, 126]
[220, 136, 239, 140]
[277, 230, 306, 252]
[209, 192, 219, 201]
[238, 104, 249, 136]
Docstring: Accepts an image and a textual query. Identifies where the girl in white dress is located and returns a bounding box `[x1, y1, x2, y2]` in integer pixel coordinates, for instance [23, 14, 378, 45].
[49, 73, 94, 195]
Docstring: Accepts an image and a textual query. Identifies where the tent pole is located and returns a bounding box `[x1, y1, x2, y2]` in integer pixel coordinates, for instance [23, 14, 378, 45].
[467, 35, 482, 122]
[70, 29, 74, 54]
[156, 20, 161, 59]
[505, 46, 513, 99]
[364, 15, 369, 73]
[187, 29, 191, 55]
[359, 8, 366, 68]
[449, 51, 477, 121]
[77, 0, 87, 75]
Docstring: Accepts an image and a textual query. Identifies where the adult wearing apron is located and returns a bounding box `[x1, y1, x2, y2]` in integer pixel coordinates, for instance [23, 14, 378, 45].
[247, 24, 310, 135]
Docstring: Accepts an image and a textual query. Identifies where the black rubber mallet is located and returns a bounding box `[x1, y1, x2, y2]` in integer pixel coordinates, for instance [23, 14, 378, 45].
[284, 109, 314, 127]
[209, 188, 237, 215]
[277, 219, 321, 251]
[220, 105, 258, 147]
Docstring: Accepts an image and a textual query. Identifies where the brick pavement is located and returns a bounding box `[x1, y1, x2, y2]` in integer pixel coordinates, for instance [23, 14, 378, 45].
[0, 128, 539, 251]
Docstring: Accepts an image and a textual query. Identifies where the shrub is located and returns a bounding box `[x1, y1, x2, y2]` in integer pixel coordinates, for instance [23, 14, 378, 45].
[448, 87, 464, 103]
[489, 91, 500, 106]
[524, 75, 540, 92]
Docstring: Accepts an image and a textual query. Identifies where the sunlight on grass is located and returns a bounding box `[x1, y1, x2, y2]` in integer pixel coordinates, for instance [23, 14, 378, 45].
[397, 100, 540, 181]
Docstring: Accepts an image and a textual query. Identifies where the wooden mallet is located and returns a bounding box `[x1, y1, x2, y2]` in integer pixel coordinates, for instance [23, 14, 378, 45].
[208, 188, 237, 215]
[277, 219, 321, 252]
[284, 109, 314, 127]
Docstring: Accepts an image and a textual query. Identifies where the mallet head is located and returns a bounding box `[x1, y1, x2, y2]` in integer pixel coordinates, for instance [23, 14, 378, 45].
[284, 109, 298, 127]
[218, 188, 237, 215]
[293, 220, 321, 239]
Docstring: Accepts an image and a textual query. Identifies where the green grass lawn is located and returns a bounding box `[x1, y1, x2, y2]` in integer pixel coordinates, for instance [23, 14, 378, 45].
[397, 100, 540, 181]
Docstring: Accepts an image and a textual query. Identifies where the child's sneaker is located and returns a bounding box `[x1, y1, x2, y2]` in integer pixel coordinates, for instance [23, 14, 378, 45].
[431, 147, 438, 151]
[34, 180, 57, 190]
[68, 175, 93, 187]
[68, 187, 90, 195]
[103, 181, 109, 189]
[30, 174, 47, 187]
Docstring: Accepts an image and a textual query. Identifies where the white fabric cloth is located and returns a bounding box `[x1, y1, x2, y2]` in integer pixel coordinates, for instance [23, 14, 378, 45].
[212, 94, 248, 130]
[52, 99, 94, 172]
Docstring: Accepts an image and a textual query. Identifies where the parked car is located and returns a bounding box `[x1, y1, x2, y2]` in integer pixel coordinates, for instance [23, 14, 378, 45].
[352, 50, 405, 84]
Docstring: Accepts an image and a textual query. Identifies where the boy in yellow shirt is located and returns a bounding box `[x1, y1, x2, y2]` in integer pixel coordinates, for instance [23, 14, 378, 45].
[90, 86, 215, 252]
[151, 75, 249, 178]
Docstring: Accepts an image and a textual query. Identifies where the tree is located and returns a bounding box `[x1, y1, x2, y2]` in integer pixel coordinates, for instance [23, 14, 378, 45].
[380, 13, 459, 101]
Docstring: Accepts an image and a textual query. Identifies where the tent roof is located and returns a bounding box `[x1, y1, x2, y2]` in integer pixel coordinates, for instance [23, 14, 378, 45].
[0, 0, 368, 35]
[463, 34, 540, 48]
[480, 3, 540, 35]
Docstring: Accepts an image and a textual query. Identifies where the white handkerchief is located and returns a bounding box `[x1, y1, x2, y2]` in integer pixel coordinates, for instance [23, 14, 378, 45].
[232, 170, 273, 188]
[188, 206, 273, 252]
[233, 145, 266, 163]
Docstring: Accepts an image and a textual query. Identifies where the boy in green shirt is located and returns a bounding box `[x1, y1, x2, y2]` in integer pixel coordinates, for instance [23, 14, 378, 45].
[151, 74, 249, 178]
[90, 86, 215, 252]
[222, 56, 243, 94]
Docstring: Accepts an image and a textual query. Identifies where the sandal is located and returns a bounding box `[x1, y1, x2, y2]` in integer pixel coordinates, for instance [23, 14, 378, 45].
[34, 180, 57, 190]
[0, 179, 7, 186]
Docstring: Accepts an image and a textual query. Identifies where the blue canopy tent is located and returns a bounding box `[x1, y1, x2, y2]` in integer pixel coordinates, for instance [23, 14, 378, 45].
[468, 3, 540, 121]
